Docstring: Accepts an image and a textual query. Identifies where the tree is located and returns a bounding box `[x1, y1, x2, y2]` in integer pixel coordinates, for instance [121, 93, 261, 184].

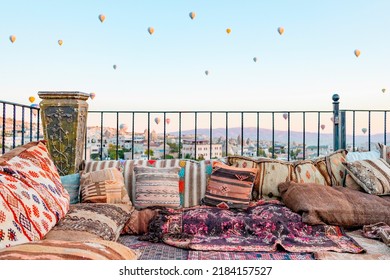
[108, 144, 124, 159]
[185, 153, 192, 159]
[144, 149, 154, 157]
[258, 148, 266, 157]
[167, 142, 181, 153]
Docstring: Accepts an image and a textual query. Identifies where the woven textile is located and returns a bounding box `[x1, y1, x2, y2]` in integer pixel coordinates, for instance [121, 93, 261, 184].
[60, 173, 80, 204]
[292, 160, 329, 186]
[0, 141, 69, 249]
[80, 168, 131, 204]
[0, 239, 138, 260]
[45, 203, 133, 242]
[134, 166, 181, 209]
[204, 162, 257, 209]
[343, 158, 390, 195]
[188, 251, 314, 260]
[324, 149, 347, 186]
[121, 208, 158, 235]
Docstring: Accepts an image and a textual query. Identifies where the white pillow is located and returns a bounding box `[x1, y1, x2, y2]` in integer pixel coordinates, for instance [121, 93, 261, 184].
[346, 150, 380, 162]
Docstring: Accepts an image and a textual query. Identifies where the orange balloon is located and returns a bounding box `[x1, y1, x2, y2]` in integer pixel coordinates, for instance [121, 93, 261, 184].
[226, 28, 231, 34]
[354, 49, 361, 57]
[58, 40, 63, 46]
[99, 14, 106, 23]
[189, 12, 196, 20]
[277, 27, 284, 35]
[28, 96, 35, 103]
[9, 35, 16, 43]
[148, 27, 154, 35]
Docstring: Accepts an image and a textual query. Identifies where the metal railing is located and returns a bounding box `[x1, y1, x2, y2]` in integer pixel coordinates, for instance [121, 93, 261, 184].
[0, 100, 41, 154]
[2, 95, 389, 161]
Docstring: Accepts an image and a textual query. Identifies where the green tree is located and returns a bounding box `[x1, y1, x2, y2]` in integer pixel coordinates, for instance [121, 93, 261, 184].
[258, 148, 266, 157]
[144, 149, 154, 157]
[108, 144, 124, 159]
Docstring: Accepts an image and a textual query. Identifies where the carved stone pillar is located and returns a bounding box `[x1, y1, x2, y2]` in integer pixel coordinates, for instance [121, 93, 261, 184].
[38, 91, 89, 176]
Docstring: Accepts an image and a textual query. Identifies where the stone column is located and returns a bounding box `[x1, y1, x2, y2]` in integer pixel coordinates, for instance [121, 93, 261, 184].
[38, 91, 89, 176]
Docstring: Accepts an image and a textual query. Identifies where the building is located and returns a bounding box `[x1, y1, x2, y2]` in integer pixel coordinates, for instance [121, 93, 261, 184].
[181, 138, 223, 159]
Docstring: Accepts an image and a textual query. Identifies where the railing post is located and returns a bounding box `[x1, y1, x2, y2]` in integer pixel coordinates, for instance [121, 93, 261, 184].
[340, 111, 346, 150]
[332, 94, 340, 151]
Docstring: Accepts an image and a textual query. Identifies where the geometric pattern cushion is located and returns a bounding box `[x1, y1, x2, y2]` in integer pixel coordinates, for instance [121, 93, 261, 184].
[378, 143, 390, 165]
[292, 160, 329, 186]
[134, 166, 181, 209]
[204, 161, 257, 209]
[0, 141, 70, 249]
[324, 149, 348, 186]
[343, 158, 390, 195]
[80, 168, 131, 204]
[44, 203, 133, 242]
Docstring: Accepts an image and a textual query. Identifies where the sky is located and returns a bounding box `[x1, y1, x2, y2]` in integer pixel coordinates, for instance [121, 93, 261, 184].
[1, 0, 389, 134]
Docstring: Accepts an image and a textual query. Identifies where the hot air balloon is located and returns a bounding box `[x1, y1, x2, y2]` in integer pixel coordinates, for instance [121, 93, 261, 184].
[283, 113, 288, 120]
[113, 64, 117, 70]
[99, 14, 106, 23]
[90, 92, 96, 100]
[321, 124, 326, 130]
[253, 57, 257, 62]
[119, 123, 128, 131]
[205, 70, 209, 76]
[28, 96, 35, 103]
[354, 49, 361, 57]
[9, 35, 16, 43]
[166, 118, 171, 125]
[362, 128, 367, 134]
[154, 117, 160, 125]
[58, 40, 63, 46]
[382, 88, 386, 93]
[148, 27, 154, 35]
[189, 12, 196, 20]
[277, 27, 284, 35]
[226, 28, 231, 34]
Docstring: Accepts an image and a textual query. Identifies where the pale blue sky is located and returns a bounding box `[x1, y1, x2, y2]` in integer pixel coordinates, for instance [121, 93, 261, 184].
[1, 0, 389, 114]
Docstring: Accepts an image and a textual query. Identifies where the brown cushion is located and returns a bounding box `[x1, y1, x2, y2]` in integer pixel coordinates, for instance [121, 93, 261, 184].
[323, 149, 348, 186]
[121, 208, 158, 235]
[80, 168, 131, 204]
[203, 161, 257, 209]
[278, 181, 390, 227]
[0, 239, 138, 260]
[344, 174, 365, 192]
[44, 203, 133, 242]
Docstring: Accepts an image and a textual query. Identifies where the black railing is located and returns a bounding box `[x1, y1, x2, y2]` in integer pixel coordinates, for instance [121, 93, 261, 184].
[0, 100, 41, 154]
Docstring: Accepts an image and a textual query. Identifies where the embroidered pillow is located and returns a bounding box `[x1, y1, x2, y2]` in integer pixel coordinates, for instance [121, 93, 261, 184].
[204, 161, 257, 209]
[378, 143, 390, 165]
[292, 160, 329, 186]
[60, 173, 81, 204]
[343, 158, 390, 195]
[80, 168, 131, 204]
[134, 166, 181, 209]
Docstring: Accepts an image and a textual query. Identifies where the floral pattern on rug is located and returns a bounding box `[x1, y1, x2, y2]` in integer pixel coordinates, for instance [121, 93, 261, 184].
[142, 201, 364, 253]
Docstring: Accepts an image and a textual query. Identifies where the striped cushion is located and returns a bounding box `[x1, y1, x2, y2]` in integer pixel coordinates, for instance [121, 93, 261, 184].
[134, 166, 181, 209]
[204, 161, 257, 209]
[80, 168, 131, 204]
[343, 158, 390, 195]
[0, 239, 137, 260]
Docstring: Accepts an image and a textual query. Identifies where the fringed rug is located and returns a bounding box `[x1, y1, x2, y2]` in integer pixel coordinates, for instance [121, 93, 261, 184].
[188, 251, 314, 260]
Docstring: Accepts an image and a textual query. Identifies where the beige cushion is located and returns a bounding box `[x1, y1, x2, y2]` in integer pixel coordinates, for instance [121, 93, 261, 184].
[292, 159, 329, 185]
[378, 143, 390, 165]
[80, 168, 131, 204]
[258, 159, 293, 199]
[343, 158, 390, 195]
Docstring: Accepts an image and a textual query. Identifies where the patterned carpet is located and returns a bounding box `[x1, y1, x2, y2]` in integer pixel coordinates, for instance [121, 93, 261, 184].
[117, 235, 314, 260]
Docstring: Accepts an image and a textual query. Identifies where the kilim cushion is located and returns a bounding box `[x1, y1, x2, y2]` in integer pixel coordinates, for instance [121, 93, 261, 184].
[134, 166, 181, 209]
[292, 159, 329, 186]
[0, 141, 69, 249]
[60, 173, 80, 204]
[343, 158, 390, 195]
[80, 167, 131, 204]
[44, 203, 133, 242]
[203, 161, 257, 209]
[323, 149, 348, 186]
[378, 143, 390, 165]
[0, 239, 138, 260]
[121, 208, 159, 235]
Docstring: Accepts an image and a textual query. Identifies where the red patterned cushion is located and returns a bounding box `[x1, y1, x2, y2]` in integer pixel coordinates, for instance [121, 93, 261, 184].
[0, 141, 69, 249]
[204, 161, 257, 209]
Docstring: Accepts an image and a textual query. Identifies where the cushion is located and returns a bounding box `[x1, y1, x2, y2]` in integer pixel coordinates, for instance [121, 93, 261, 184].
[0, 141, 70, 249]
[80, 168, 131, 204]
[378, 143, 390, 164]
[292, 159, 329, 185]
[344, 174, 365, 192]
[60, 173, 80, 204]
[278, 181, 390, 227]
[203, 161, 257, 209]
[346, 150, 380, 162]
[133, 166, 181, 209]
[323, 149, 348, 186]
[343, 158, 390, 195]
[121, 208, 158, 235]
[44, 203, 133, 242]
[257, 159, 294, 199]
[0, 239, 138, 260]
